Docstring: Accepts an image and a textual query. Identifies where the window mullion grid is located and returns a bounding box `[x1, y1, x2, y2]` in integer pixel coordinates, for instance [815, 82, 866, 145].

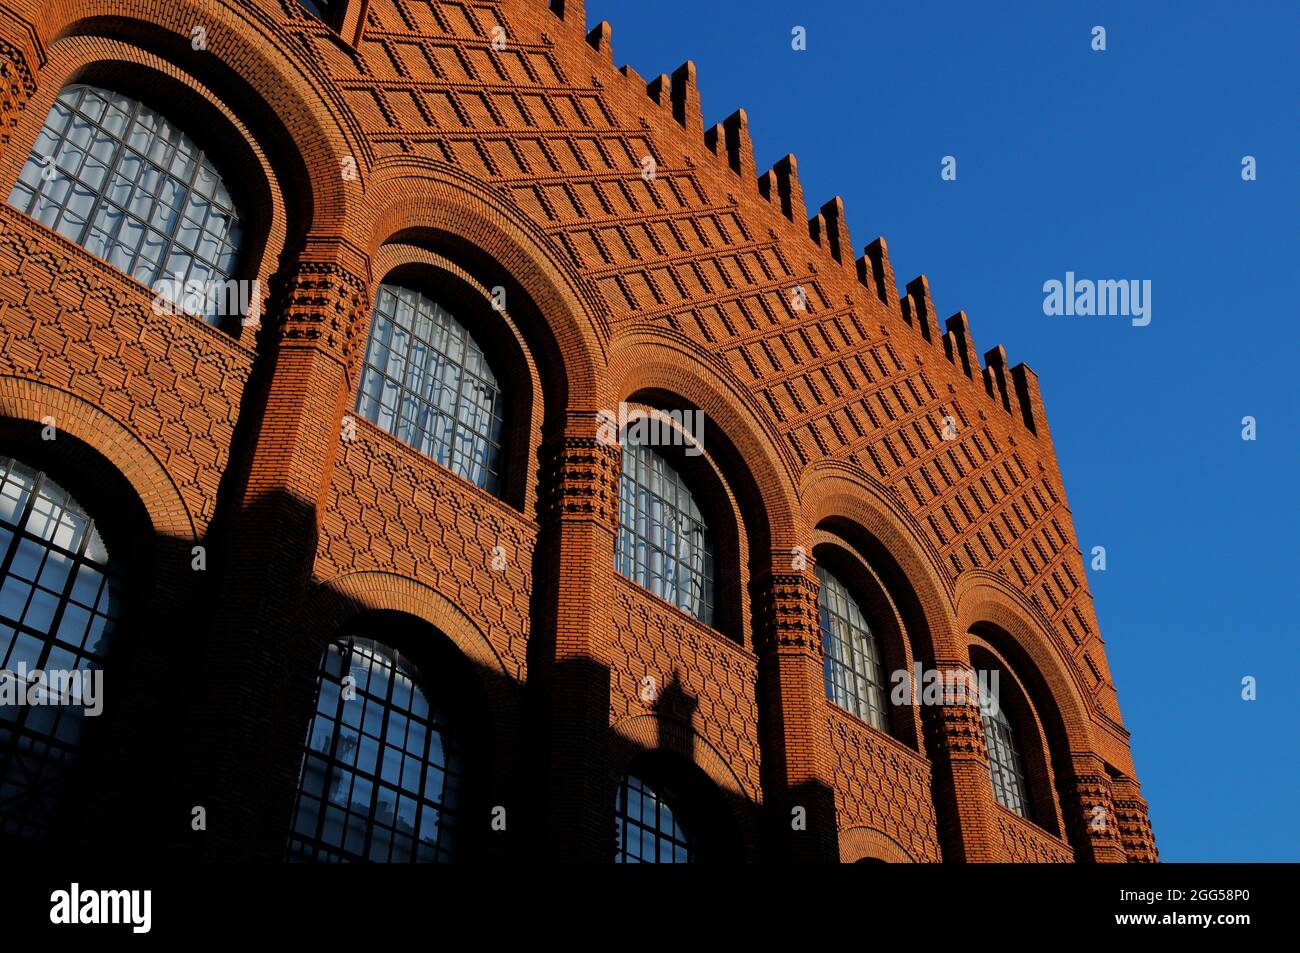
[0, 469, 44, 776]
[54, 100, 94, 245]
[412, 684, 435, 860]
[304, 639, 350, 861]
[377, 646, 406, 861]
[0, 463, 116, 839]
[107, 96, 151, 273]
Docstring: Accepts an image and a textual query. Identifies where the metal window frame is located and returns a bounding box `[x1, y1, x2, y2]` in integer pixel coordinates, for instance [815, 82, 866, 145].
[0, 456, 119, 842]
[6, 84, 243, 324]
[816, 565, 888, 730]
[982, 696, 1032, 818]
[614, 772, 695, 864]
[355, 283, 505, 496]
[286, 636, 463, 863]
[615, 440, 715, 625]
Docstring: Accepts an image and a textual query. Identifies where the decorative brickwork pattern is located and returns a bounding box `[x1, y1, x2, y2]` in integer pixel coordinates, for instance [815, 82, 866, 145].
[0, 205, 252, 531]
[540, 433, 619, 526]
[319, 421, 535, 678]
[0, 0, 1152, 862]
[609, 577, 762, 798]
[0, 34, 39, 152]
[752, 567, 821, 654]
[996, 806, 1076, 863]
[828, 709, 941, 862]
[1113, 777, 1160, 863]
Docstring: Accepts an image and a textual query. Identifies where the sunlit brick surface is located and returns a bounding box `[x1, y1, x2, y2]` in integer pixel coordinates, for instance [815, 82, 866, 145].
[0, 0, 1154, 863]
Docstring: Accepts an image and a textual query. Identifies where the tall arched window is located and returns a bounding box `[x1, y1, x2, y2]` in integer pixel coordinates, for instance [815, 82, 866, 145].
[614, 773, 694, 863]
[287, 636, 463, 863]
[356, 283, 505, 495]
[616, 438, 715, 625]
[0, 455, 121, 841]
[816, 565, 888, 731]
[7, 84, 245, 324]
[981, 676, 1031, 818]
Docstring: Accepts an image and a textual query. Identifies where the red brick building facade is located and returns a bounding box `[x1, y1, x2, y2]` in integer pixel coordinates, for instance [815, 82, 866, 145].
[0, 0, 1156, 862]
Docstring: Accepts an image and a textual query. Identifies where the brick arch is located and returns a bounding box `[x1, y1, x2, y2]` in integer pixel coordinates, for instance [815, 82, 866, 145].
[0, 376, 195, 540]
[609, 712, 754, 803]
[360, 243, 546, 514]
[838, 825, 917, 863]
[609, 713, 757, 861]
[811, 528, 926, 751]
[299, 570, 510, 681]
[34, 0, 356, 227]
[607, 333, 803, 553]
[965, 635, 1069, 840]
[801, 461, 959, 663]
[291, 570, 522, 859]
[3, 34, 302, 351]
[954, 572, 1095, 753]
[361, 163, 607, 406]
[295, 570, 522, 788]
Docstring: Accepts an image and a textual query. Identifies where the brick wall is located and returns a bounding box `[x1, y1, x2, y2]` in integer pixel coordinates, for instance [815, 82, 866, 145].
[0, 0, 1155, 862]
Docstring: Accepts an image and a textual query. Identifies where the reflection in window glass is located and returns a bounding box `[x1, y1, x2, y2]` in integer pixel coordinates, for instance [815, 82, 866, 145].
[356, 284, 505, 495]
[297, 0, 335, 21]
[287, 637, 463, 863]
[7, 84, 244, 324]
[816, 565, 888, 730]
[982, 677, 1031, 818]
[614, 773, 693, 863]
[0, 456, 120, 842]
[616, 439, 714, 624]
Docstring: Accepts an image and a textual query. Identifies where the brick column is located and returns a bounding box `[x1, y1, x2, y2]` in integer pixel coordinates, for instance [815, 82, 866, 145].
[1062, 754, 1127, 862]
[923, 665, 999, 861]
[1111, 773, 1159, 862]
[191, 241, 371, 860]
[752, 559, 839, 862]
[533, 422, 620, 861]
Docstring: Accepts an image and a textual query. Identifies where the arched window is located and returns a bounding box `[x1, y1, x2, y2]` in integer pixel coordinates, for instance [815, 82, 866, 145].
[298, 0, 336, 20]
[7, 84, 245, 325]
[614, 773, 694, 863]
[816, 565, 888, 730]
[982, 676, 1031, 818]
[0, 456, 121, 841]
[287, 637, 464, 863]
[356, 282, 505, 495]
[616, 437, 715, 625]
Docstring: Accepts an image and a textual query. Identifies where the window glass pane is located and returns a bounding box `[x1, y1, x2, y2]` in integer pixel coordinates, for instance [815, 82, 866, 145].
[0, 456, 121, 843]
[615, 438, 715, 626]
[298, 0, 335, 22]
[614, 774, 694, 863]
[354, 283, 505, 496]
[981, 675, 1032, 817]
[286, 637, 463, 863]
[6, 83, 245, 327]
[816, 566, 889, 731]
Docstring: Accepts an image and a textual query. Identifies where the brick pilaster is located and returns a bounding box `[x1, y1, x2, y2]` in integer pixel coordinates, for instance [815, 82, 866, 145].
[1062, 754, 1127, 862]
[1111, 774, 1159, 862]
[752, 559, 839, 861]
[191, 241, 371, 860]
[532, 422, 621, 861]
[924, 666, 998, 861]
[0, 15, 42, 162]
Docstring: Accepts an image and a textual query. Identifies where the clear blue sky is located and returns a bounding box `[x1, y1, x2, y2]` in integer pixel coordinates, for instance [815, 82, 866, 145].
[587, 0, 1299, 861]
